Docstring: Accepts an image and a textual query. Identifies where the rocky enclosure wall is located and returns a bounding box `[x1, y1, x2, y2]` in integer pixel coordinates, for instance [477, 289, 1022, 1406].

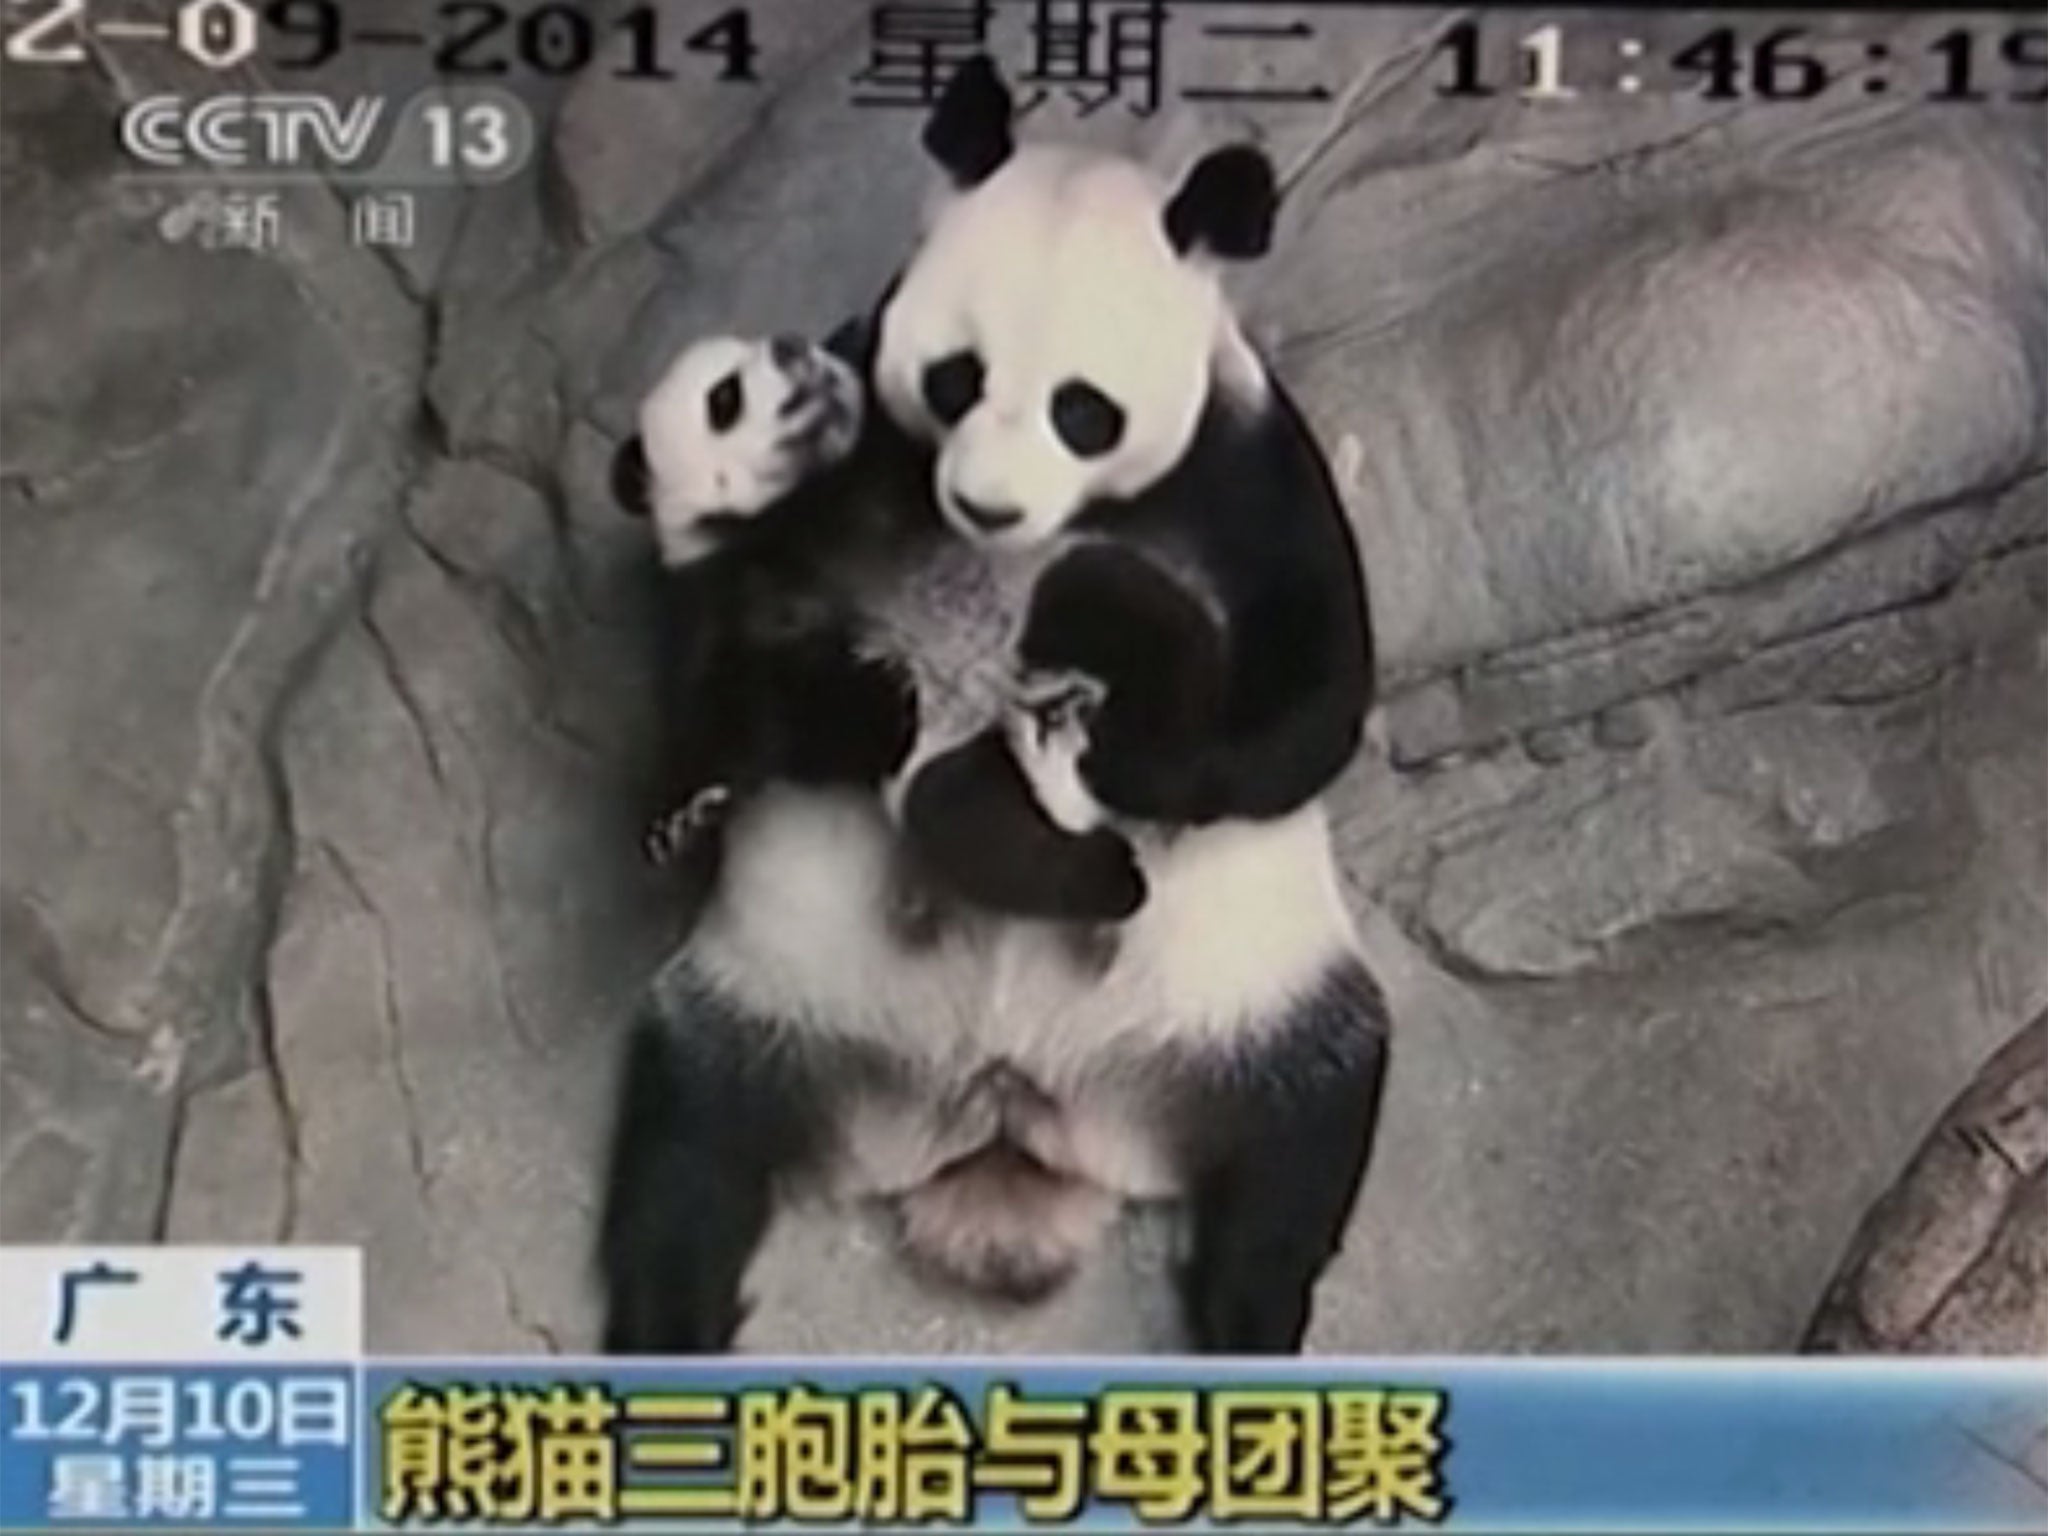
[3, 4, 2042, 1352]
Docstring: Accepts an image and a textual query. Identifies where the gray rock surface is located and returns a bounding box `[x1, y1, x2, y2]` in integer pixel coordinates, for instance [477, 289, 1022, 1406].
[3, 7, 2043, 1355]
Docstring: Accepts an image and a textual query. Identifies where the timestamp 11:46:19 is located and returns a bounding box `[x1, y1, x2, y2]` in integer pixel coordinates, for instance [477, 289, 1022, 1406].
[1434, 22, 2048, 104]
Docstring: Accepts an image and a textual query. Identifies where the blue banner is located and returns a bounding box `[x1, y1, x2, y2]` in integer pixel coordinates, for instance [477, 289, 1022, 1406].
[2, 1358, 2042, 1531]
[356, 1358, 2045, 1533]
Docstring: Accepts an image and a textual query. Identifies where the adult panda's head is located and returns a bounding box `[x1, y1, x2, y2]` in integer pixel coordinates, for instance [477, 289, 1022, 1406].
[612, 332, 865, 567]
[872, 57, 1280, 550]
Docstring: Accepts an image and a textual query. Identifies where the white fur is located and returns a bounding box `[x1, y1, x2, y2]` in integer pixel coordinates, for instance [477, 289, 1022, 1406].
[636, 334, 863, 566]
[874, 144, 1260, 548]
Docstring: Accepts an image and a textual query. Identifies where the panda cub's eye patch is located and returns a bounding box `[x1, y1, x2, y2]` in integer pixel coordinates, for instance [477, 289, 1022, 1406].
[921, 351, 985, 427]
[1049, 381, 1126, 459]
[707, 372, 744, 434]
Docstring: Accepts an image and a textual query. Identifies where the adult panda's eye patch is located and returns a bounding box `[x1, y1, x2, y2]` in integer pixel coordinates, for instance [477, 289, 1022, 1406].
[707, 372, 744, 433]
[1049, 381, 1126, 459]
[921, 350, 985, 426]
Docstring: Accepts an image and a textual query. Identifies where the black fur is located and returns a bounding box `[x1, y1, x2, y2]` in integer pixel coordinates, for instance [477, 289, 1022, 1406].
[599, 977, 901, 1352]
[612, 435, 653, 516]
[1018, 543, 1228, 756]
[1165, 145, 1279, 261]
[923, 56, 1014, 188]
[901, 727, 1147, 922]
[1171, 963, 1389, 1352]
[1052, 378, 1373, 825]
[636, 549, 919, 905]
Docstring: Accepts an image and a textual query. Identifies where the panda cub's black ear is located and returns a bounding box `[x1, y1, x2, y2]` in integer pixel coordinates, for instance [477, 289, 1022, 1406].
[1164, 145, 1279, 261]
[922, 56, 1014, 188]
[824, 311, 875, 370]
[611, 434, 652, 517]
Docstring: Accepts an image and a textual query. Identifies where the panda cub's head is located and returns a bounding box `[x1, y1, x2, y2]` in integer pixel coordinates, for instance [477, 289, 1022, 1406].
[612, 333, 865, 568]
[872, 57, 1280, 549]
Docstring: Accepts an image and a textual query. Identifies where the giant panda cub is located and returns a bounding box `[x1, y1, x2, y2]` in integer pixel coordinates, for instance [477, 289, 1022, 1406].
[599, 58, 1388, 1354]
[609, 328, 914, 906]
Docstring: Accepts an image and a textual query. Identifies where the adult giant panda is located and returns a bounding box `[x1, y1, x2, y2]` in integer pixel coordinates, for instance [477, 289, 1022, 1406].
[890, 59, 1376, 906]
[599, 61, 1388, 1354]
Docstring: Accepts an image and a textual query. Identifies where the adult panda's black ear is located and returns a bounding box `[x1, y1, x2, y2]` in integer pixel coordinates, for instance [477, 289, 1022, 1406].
[922, 56, 1014, 187]
[1164, 145, 1279, 260]
[611, 434, 652, 517]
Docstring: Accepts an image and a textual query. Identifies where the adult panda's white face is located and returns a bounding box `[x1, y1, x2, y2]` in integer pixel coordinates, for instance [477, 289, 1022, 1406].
[619, 333, 864, 567]
[873, 59, 1279, 550]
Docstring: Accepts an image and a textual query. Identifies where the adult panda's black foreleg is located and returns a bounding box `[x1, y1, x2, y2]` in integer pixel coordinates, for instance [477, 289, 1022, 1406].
[1017, 492, 1373, 830]
[599, 974, 878, 1353]
[900, 728, 1148, 923]
[1014, 542, 1239, 828]
[1019, 543, 1227, 766]
[1173, 963, 1389, 1353]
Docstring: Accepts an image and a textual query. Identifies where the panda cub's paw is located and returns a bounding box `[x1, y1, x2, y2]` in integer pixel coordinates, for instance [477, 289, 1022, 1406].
[1005, 672, 1109, 836]
[617, 331, 866, 567]
[642, 784, 734, 868]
